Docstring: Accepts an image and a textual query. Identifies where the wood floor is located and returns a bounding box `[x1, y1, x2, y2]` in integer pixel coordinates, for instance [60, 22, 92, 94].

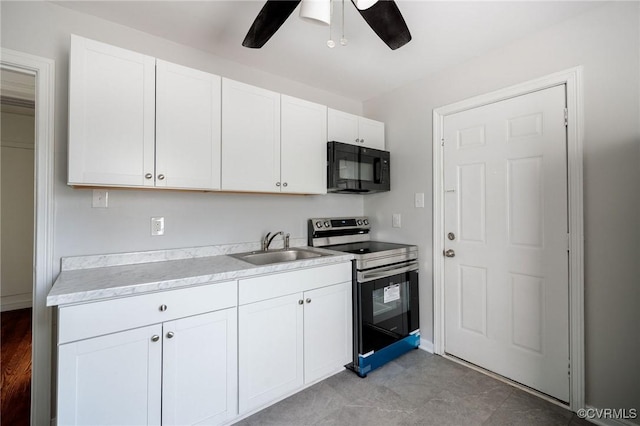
[1, 308, 31, 426]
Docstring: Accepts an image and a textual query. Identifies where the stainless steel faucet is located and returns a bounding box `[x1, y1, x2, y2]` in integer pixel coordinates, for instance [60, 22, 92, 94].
[262, 231, 290, 251]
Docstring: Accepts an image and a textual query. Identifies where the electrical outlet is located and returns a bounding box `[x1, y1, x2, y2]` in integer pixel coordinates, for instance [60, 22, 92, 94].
[415, 192, 425, 208]
[392, 213, 402, 228]
[92, 190, 108, 208]
[151, 217, 165, 236]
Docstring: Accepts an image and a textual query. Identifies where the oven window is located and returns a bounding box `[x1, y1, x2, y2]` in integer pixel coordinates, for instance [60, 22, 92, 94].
[371, 281, 409, 324]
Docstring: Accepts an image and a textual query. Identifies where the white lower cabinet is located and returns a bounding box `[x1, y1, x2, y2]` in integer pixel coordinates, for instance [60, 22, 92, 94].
[56, 282, 237, 426]
[237, 263, 352, 415]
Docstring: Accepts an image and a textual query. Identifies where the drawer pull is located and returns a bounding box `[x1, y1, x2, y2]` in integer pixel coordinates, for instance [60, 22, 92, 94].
[151, 335, 160, 342]
[166, 331, 175, 339]
[159, 304, 168, 312]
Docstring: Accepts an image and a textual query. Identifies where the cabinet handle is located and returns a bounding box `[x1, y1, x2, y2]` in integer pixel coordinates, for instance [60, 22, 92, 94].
[355, 138, 360, 143]
[157, 174, 165, 180]
[151, 335, 160, 342]
[166, 331, 174, 339]
[360, 138, 365, 143]
[276, 182, 281, 187]
[159, 304, 167, 312]
[306, 298, 311, 304]
[298, 300, 304, 305]
[145, 173, 153, 179]
[283, 182, 288, 187]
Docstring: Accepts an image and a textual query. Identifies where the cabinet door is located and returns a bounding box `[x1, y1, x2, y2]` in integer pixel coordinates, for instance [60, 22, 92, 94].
[303, 282, 352, 384]
[238, 293, 304, 414]
[358, 117, 385, 150]
[280, 95, 327, 194]
[221, 78, 280, 192]
[327, 108, 359, 145]
[162, 308, 238, 426]
[57, 324, 162, 425]
[156, 60, 221, 190]
[68, 35, 156, 187]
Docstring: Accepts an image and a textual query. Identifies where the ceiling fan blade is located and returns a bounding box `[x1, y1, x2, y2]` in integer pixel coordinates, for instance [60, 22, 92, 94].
[352, 0, 411, 50]
[242, 0, 302, 48]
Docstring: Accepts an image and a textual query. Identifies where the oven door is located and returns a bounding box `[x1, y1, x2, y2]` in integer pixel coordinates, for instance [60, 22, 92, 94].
[357, 265, 419, 355]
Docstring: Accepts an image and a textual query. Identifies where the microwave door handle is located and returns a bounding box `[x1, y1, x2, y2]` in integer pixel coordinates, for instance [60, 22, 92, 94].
[373, 158, 381, 183]
[358, 263, 419, 283]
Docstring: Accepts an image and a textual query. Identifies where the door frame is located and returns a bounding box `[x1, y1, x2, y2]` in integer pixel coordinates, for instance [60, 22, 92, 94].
[432, 67, 584, 410]
[1, 48, 56, 426]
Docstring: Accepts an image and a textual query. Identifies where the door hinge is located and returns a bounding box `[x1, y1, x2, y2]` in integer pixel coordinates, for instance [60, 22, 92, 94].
[564, 108, 568, 127]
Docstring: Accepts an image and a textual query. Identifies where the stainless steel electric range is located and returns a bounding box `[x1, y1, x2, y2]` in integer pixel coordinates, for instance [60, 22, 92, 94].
[308, 216, 420, 377]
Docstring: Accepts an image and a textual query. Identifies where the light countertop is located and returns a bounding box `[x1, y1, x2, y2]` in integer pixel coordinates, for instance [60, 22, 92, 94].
[47, 241, 353, 306]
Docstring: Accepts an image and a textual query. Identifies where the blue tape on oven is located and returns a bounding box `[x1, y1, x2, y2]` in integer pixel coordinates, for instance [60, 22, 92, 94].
[357, 333, 420, 376]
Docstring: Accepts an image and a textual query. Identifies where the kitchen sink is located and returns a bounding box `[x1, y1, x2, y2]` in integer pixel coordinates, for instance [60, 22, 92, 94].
[230, 248, 331, 266]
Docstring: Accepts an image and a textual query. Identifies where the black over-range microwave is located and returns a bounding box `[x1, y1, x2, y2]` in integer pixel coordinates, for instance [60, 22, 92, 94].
[327, 141, 390, 193]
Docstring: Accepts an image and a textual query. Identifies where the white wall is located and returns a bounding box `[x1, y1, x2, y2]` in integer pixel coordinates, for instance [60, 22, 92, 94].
[363, 2, 639, 416]
[0, 110, 35, 311]
[0, 1, 364, 270]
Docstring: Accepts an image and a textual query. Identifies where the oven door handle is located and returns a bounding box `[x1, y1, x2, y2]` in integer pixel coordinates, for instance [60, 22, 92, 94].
[358, 262, 419, 283]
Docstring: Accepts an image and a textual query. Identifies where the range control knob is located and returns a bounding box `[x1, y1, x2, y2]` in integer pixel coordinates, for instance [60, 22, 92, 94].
[357, 219, 363, 225]
[324, 221, 331, 228]
[315, 221, 323, 228]
[363, 219, 369, 225]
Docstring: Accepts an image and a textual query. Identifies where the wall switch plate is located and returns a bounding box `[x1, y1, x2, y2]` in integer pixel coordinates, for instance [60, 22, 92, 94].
[392, 213, 402, 228]
[151, 217, 165, 236]
[415, 192, 425, 208]
[92, 190, 108, 208]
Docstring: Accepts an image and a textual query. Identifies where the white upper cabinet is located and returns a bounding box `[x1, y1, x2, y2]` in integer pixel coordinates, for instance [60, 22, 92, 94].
[327, 108, 385, 150]
[68, 35, 156, 187]
[68, 35, 222, 190]
[280, 95, 327, 194]
[156, 60, 221, 191]
[221, 78, 281, 192]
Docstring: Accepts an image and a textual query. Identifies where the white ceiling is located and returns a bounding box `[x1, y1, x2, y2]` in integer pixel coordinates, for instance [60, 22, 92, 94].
[54, 1, 603, 101]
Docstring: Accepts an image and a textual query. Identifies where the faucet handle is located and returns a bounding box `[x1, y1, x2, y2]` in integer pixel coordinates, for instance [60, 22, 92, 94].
[285, 233, 290, 249]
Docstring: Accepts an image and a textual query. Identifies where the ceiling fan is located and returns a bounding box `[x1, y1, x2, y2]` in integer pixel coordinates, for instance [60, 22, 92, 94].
[242, 0, 411, 50]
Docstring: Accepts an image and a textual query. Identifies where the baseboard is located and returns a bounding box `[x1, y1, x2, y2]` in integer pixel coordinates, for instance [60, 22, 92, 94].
[419, 338, 434, 353]
[1, 293, 32, 312]
[580, 406, 639, 426]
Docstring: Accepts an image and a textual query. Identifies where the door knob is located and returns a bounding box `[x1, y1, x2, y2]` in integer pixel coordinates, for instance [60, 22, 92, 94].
[306, 298, 311, 304]
[151, 335, 160, 342]
[166, 331, 174, 339]
[145, 173, 153, 179]
[444, 249, 455, 258]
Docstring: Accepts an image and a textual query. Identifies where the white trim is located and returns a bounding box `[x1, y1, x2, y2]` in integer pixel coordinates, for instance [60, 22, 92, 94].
[419, 338, 434, 353]
[1, 293, 33, 312]
[1, 48, 56, 426]
[432, 67, 585, 411]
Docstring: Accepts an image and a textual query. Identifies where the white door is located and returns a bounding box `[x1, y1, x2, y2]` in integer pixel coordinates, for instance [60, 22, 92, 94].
[57, 324, 162, 425]
[68, 35, 156, 187]
[280, 95, 327, 194]
[162, 309, 238, 426]
[303, 282, 351, 384]
[443, 85, 569, 401]
[357, 117, 385, 150]
[238, 293, 304, 414]
[327, 108, 359, 145]
[221, 78, 280, 192]
[156, 60, 221, 190]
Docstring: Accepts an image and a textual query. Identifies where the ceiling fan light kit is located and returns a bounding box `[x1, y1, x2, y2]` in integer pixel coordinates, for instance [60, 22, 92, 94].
[242, 0, 411, 50]
[299, 0, 332, 26]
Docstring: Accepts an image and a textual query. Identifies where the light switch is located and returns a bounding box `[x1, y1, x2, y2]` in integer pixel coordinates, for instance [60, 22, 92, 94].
[415, 192, 425, 208]
[392, 213, 402, 228]
[92, 190, 108, 208]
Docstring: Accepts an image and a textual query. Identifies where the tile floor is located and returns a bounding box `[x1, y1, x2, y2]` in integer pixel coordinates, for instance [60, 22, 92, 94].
[237, 349, 592, 425]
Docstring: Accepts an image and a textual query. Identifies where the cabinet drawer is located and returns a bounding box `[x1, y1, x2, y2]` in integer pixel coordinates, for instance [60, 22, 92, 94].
[58, 281, 237, 344]
[239, 262, 351, 305]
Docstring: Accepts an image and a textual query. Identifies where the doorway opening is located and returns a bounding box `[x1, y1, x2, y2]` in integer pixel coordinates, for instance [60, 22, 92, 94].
[0, 68, 35, 424]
